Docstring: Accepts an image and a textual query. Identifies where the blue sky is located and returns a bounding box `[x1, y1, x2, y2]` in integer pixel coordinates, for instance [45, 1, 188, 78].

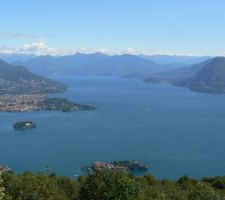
[1, 0, 225, 55]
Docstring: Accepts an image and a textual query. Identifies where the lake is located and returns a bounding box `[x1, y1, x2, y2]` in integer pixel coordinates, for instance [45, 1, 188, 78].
[1, 76, 225, 179]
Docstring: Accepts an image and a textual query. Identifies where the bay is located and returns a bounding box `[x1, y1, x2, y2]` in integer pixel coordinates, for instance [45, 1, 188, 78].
[1, 76, 225, 179]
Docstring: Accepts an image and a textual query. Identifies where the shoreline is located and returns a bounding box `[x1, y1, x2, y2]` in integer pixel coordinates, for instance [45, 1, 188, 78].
[0, 94, 95, 112]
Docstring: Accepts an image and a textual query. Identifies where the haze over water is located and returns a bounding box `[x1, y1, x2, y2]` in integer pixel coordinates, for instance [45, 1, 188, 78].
[1, 76, 225, 179]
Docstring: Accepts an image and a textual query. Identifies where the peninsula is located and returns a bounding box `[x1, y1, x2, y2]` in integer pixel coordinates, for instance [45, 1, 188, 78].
[0, 59, 95, 112]
[38, 98, 96, 112]
[0, 95, 96, 112]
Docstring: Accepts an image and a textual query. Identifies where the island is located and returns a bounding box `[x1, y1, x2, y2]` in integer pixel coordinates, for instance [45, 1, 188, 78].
[82, 160, 148, 175]
[13, 121, 36, 130]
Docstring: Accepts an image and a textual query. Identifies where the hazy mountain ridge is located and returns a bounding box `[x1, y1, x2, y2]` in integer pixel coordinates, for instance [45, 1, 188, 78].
[155, 60, 211, 84]
[145, 57, 225, 93]
[0, 53, 35, 64]
[22, 53, 160, 77]
[0, 59, 66, 95]
[180, 57, 225, 93]
[0, 53, 211, 77]
[141, 54, 211, 65]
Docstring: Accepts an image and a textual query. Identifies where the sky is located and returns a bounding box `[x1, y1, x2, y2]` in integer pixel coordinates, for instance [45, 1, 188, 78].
[1, 0, 225, 56]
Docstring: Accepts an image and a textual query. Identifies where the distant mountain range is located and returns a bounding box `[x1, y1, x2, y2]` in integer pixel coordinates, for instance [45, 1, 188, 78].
[0, 53, 211, 78]
[1, 53, 225, 94]
[19, 53, 160, 78]
[0, 59, 65, 95]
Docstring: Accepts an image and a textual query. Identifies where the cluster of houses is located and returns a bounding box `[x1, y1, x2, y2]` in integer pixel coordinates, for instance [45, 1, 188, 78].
[93, 161, 131, 172]
[0, 94, 46, 112]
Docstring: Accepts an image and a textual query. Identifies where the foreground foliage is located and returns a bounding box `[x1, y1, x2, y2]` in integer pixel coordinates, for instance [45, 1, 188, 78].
[0, 176, 4, 200]
[2, 171, 225, 200]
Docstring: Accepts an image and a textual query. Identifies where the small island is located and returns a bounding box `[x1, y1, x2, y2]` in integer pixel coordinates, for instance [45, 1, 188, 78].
[38, 98, 96, 112]
[13, 121, 36, 130]
[82, 160, 148, 175]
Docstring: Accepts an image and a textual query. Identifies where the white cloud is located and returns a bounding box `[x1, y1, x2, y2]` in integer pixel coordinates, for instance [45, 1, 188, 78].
[120, 47, 153, 55]
[0, 42, 54, 55]
[0, 42, 75, 55]
[0, 42, 118, 55]
[18, 42, 58, 54]
[0, 32, 222, 56]
[0, 43, 140, 56]
[0, 42, 219, 56]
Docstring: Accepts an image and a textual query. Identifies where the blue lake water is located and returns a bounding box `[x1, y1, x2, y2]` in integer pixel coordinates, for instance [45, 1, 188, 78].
[1, 76, 225, 179]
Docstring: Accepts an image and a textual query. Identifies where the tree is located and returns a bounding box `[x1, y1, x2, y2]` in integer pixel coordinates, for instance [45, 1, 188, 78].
[188, 183, 222, 200]
[3, 172, 70, 200]
[177, 175, 197, 190]
[0, 175, 4, 200]
[79, 170, 139, 200]
[211, 177, 225, 190]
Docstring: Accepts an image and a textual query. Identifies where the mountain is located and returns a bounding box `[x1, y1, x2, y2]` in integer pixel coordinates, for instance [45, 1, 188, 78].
[22, 53, 160, 77]
[0, 53, 35, 64]
[0, 53, 212, 76]
[180, 57, 225, 93]
[145, 57, 225, 93]
[0, 59, 65, 95]
[141, 55, 211, 65]
[154, 60, 210, 84]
